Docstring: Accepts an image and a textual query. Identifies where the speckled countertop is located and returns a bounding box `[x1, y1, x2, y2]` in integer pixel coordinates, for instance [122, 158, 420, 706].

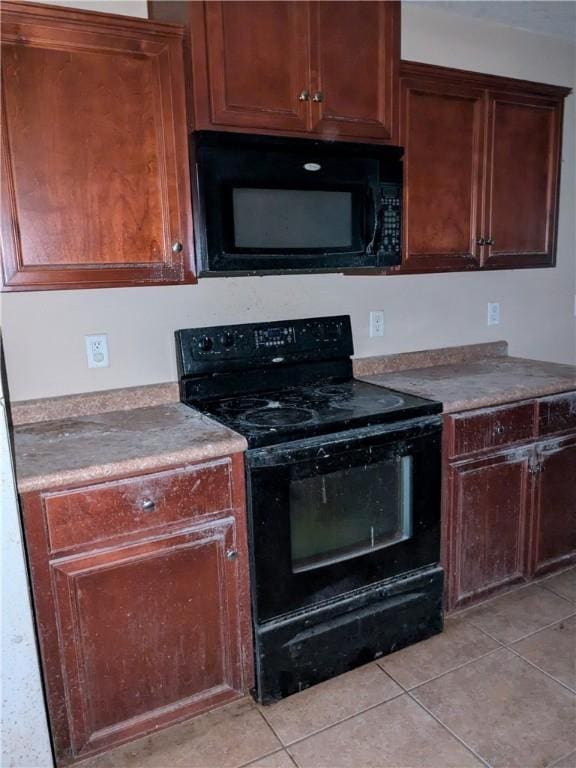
[13, 403, 247, 493]
[354, 342, 576, 413]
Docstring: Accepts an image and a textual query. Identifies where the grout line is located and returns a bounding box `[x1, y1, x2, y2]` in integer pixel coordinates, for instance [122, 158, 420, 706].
[545, 748, 576, 768]
[538, 581, 576, 605]
[255, 706, 287, 747]
[376, 644, 504, 691]
[240, 747, 296, 768]
[507, 646, 576, 696]
[406, 690, 493, 768]
[465, 609, 576, 646]
[285, 748, 300, 768]
[279, 690, 407, 748]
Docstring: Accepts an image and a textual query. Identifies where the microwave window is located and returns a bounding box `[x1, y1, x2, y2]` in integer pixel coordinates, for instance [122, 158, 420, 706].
[232, 188, 353, 250]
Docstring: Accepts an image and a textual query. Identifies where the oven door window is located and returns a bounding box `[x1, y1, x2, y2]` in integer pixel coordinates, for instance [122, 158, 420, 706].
[289, 455, 412, 573]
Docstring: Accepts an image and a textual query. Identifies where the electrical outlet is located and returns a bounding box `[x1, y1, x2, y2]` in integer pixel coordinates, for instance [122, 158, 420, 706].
[369, 310, 385, 338]
[85, 334, 109, 368]
[487, 302, 500, 326]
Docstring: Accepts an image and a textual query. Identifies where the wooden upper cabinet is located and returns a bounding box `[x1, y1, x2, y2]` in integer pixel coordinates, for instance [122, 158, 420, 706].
[150, 0, 400, 142]
[309, 1, 398, 141]
[1, 2, 194, 291]
[202, 2, 310, 132]
[400, 73, 485, 271]
[399, 61, 568, 274]
[483, 92, 563, 269]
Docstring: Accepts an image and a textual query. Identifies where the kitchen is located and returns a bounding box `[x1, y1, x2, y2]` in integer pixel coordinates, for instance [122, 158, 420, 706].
[1, 1, 575, 768]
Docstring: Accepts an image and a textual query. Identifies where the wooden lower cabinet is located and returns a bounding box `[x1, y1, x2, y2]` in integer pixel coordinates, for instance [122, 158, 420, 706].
[530, 435, 576, 576]
[446, 449, 531, 611]
[443, 394, 576, 612]
[21, 455, 252, 765]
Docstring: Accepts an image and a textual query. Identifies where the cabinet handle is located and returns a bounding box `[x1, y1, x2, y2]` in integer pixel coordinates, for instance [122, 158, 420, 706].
[141, 499, 156, 512]
[172, 241, 183, 254]
[485, 237, 495, 246]
[226, 549, 238, 561]
[476, 238, 486, 246]
[494, 424, 505, 435]
[312, 91, 324, 103]
[298, 90, 310, 101]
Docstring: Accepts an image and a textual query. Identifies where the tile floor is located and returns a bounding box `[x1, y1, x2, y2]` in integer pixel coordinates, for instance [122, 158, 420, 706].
[82, 567, 576, 768]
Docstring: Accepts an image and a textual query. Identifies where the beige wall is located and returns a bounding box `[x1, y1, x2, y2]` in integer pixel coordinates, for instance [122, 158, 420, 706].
[1, 2, 575, 401]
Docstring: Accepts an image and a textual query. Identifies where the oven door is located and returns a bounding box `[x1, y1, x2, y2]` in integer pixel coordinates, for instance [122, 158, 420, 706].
[246, 416, 442, 623]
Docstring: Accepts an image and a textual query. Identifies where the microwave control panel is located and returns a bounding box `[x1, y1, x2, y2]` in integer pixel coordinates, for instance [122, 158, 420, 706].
[377, 183, 402, 260]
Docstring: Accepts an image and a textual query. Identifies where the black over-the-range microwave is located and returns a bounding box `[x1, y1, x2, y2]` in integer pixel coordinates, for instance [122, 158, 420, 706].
[192, 131, 403, 276]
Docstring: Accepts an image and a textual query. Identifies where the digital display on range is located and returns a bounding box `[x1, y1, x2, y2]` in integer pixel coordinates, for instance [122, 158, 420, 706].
[255, 326, 295, 348]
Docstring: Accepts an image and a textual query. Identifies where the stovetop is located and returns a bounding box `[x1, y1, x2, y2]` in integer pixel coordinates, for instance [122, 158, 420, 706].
[192, 379, 441, 448]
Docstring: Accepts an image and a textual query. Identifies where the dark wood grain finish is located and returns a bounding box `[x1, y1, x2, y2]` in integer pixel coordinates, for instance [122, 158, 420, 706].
[397, 61, 569, 275]
[483, 92, 562, 268]
[150, 0, 399, 143]
[400, 74, 484, 270]
[1, 1, 194, 291]
[537, 392, 576, 436]
[309, 1, 399, 141]
[442, 392, 576, 612]
[445, 401, 536, 459]
[44, 460, 232, 554]
[530, 436, 576, 576]
[447, 449, 531, 610]
[20, 453, 252, 765]
[203, 1, 310, 132]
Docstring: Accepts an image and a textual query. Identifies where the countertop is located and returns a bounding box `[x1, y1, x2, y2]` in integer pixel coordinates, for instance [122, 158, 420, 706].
[355, 344, 576, 413]
[13, 403, 247, 493]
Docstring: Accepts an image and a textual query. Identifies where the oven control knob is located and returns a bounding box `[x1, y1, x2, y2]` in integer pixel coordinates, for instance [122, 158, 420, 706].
[220, 332, 235, 349]
[198, 335, 213, 352]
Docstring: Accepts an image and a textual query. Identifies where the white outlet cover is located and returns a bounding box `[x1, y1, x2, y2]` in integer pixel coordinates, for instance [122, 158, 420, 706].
[369, 310, 385, 338]
[85, 334, 109, 368]
[487, 302, 500, 326]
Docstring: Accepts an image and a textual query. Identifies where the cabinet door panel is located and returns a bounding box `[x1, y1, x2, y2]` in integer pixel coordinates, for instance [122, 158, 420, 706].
[52, 521, 245, 756]
[203, 1, 310, 131]
[1, 5, 193, 290]
[448, 451, 530, 610]
[310, 1, 398, 140]
[400, 77, 485, 270]
[532, 438, 576, 574]
[483, 93, 562, 268]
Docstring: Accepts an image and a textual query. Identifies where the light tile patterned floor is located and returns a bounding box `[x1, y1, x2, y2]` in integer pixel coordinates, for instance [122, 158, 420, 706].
[82, 567, 576, 768]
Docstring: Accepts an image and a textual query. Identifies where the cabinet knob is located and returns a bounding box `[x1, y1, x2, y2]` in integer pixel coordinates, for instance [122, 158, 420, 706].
[312, 91, 324, 103]
[226, 549, 238, 561]
[141, 499, 156, 512]
[476, 238, 486, 246]
[485, 237, 495, 246]
[494, 424, 505, 435]
[298, 90, 310, 102]
[172, 241, 183, 254]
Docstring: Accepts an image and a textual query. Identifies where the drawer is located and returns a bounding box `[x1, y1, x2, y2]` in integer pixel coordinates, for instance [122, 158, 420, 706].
[446, 401, 536, 459]
[43, 459, 233, 553]
[538, 392, 576, 436]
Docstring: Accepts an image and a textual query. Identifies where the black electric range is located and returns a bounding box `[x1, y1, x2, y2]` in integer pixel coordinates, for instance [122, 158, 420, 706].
[176, 316, 444, 703]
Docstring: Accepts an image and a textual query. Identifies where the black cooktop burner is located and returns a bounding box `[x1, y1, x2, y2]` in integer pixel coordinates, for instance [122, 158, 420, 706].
[240, 406, 316, 428]
[195, 379, 441, 448]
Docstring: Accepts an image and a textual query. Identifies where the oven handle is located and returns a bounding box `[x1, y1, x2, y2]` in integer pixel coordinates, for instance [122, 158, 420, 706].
[246, 414, 442, 468]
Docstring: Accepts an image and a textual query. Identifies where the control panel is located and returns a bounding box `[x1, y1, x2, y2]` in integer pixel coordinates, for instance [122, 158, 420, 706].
[176, 316, 353, 377]
[377, 183, 401, 260]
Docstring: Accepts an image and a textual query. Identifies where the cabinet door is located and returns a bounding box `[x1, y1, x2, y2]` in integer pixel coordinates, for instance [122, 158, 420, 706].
[531, 437, 576, 575]
[482, 91, 563, 268]
[446, 450, 531, 611]
[0, 4, 193, 291]
[202, 1, 310, 132]
[400, 71, 485, 271]
[50, 520, 248, 759]
[309, 1, 399, 140]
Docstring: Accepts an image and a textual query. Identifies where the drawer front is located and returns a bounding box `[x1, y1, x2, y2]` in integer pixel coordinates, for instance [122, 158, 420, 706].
[43, 459, 233, 553]
[538, 392, 576, 437]
[447, 402, 536, 458]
